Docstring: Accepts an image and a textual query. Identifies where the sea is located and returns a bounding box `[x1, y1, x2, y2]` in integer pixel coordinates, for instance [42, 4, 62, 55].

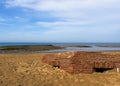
[0, 42, 120, 52]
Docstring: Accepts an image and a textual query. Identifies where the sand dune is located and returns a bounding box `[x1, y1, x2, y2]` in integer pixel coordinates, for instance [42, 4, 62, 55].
[0, 52, 120, 86]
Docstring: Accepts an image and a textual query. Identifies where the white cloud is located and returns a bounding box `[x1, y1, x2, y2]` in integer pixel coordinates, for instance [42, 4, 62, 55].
[0, 17, 6, 22]
[6, 0, 119, 11]
[14, 16, 28, 23]
[5, 0, 120, 23]
[36, 20, 94, 28]
[4, 0, 120, 42]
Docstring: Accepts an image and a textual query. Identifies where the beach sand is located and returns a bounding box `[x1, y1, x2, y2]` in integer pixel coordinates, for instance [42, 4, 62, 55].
[0, 52, 120, 86]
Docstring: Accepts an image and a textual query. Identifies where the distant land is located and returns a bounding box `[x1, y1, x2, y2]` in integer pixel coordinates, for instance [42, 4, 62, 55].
[0, 42, 120, 53]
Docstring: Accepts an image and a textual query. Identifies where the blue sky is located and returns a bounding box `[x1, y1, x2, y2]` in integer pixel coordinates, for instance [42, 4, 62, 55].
[0, 0, 120, 42]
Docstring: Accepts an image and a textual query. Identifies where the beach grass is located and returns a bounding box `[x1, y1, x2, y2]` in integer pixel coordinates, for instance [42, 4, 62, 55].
[0, 52, 120, 86]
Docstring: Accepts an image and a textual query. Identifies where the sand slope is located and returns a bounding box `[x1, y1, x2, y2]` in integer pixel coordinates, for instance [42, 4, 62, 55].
[0, 52, 120, 86]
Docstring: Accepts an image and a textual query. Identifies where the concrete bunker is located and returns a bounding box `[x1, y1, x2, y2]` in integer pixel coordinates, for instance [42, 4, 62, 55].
[42, 51, 120, 74]
[93, 68, 114, 73]
[53, 65, 60, 68]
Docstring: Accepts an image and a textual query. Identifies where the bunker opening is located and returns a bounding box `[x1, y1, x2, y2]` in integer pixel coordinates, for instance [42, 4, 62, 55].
[93, 68, 114, 73]
[53, 65, 60, 69]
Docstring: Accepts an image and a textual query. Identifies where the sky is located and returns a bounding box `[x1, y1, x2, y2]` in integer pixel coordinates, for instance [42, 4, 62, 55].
[0, 0, 120, 43]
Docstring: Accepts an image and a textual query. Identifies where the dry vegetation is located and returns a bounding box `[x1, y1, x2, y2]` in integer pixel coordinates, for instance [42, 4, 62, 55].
[0, 52, 120, 86]
[0, 45, 62, 53]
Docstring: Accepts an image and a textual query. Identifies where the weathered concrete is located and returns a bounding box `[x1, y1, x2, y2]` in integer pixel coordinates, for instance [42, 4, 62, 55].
[42, 51, 120, 74]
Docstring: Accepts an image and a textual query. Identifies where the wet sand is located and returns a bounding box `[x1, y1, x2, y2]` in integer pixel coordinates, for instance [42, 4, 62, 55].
[39, 46, 120, 53]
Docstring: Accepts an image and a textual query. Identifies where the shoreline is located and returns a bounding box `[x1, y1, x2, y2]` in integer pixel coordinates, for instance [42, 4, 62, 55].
[1, 45, 120, 54]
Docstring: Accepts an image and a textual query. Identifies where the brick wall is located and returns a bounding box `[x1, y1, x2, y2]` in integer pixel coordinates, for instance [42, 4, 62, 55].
[42, 51, 120, 74]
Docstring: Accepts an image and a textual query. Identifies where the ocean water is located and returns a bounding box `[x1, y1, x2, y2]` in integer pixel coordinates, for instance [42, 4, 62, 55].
[0, 42, 120, 47]
[0, 42, 51, 46]
[0, 42, 120, 52]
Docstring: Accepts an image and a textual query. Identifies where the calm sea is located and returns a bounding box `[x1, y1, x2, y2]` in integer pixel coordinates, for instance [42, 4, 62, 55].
[0, 42, 120, 46]
[0, 42, 120, 52]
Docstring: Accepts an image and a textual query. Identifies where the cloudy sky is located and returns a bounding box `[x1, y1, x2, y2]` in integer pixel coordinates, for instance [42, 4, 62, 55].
[0, 0, 120, 42]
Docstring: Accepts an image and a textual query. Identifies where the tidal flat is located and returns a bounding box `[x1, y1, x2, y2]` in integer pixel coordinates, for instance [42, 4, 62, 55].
[0, 45, 63, 53]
